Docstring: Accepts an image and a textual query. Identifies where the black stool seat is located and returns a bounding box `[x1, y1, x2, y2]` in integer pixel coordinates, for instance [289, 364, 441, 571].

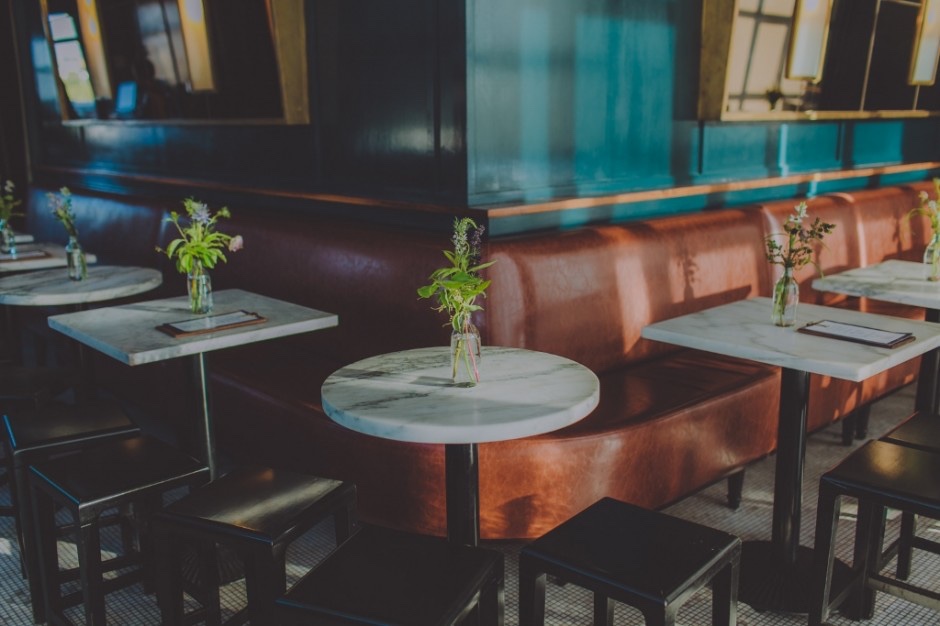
[810, 440, 940, 625]
[882, 411, 940, 454]
[519, 497, 740, 626]
[881, 411, 940, 579]
[29, 434, 209, 626]
[3, 399, 139, 622]
[0, 365, 75, 405]
[271, 524, 504, 625]
[153, 465, 357, 625]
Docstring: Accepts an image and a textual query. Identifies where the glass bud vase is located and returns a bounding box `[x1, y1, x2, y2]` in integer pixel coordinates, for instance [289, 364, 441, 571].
[924, 232, 940, 282]
[450, 319, 482, 387]
[65, 236, 87, 281]
[0, 219, 16, 256]
[187, 261, 213, 314]
[771, 267, 799, 327]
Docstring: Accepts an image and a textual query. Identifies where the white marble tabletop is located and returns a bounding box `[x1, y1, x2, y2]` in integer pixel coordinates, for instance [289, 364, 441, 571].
[13, 231, 34, 244]
[0, 243, 98, 273]
[641, 297, 940, 382]
[48, 288, 338, 365]
[322, 346, 600, 445]
[0, 265, 162, 306]
[813, 260, 940, 310]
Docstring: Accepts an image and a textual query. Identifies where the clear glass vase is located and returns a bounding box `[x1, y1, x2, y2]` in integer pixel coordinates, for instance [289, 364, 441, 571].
[771, 267, 799, 327]
[450, 319, 481, 387]
[0, 219, 16, 256]
[187, 261, 213, 314]
[925, 232, 940, 282]
[65, 236, 87, 281]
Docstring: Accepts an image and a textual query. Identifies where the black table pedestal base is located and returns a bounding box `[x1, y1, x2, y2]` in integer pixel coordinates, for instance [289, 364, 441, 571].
[738, 541, 852, 614]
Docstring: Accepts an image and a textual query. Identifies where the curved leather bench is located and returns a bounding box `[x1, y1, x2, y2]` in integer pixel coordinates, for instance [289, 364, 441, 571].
[17, 180, 934, 539]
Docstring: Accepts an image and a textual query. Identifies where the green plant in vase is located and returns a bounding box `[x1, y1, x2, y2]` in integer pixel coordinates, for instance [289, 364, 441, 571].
[418, 217, 495, 386]
[48, 187, 87, 280]
[764, 201, 835, 327]
[907, 178, 940, 281]
[0, 180, 22, 256]
[157, 198, 243, 314]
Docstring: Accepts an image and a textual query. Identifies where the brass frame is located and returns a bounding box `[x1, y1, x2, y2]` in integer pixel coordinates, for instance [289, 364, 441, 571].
[700, 0, 940, 120]
[44, 0, 310, 125]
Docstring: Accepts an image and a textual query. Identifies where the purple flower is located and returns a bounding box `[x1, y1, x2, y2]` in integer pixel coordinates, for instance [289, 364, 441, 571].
[190, 201, 211, 225]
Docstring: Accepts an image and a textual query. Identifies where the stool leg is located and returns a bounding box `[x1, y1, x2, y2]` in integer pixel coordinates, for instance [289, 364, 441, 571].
[333, 494, 357, 544]
[642, 607, 674, 626]
[851, 501, 881, 620]
[711, 552, 739, 626]
[726, 471, 744, 510]
[154, 523, 185, 626]
[809, 485, 841, 626]
[78, 518, 107, 625]
[897, 511, 916, 580]
[245, 545, 283, 626]
[593, 594, 613, 626]
[518, 555, 546, 626]
[30, 484, 58, 624]
[478, 572, 504, 626]
[201, 542, 223, 626]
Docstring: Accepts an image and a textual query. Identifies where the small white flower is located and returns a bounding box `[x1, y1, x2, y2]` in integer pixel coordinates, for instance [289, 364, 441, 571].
[3, 180, 13, 193]
[227, 235, 243, 252]
[921, 191, 930, 203]
[791, 202, 808, 224]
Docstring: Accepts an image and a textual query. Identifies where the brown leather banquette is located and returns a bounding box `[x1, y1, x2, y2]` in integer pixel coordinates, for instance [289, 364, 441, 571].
[18, 180, 932, 540]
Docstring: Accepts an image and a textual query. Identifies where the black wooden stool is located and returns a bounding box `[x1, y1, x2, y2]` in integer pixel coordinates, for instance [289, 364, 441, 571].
[519, 497, 740, 626]
[881, 410, 940, 580]
[0, 364, 76, 519]
[270, 524, 504, 625]
[29, 434, 209, 626]
[152, 465, 357, 625]
[3, 398, 140, 622]
[809, 439, 940, 625]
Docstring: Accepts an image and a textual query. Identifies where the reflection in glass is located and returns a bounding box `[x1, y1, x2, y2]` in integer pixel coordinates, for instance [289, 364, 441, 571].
[911, 0, 940, 85]
[786, 0, 832, 81]
[48, 12, 96, 116]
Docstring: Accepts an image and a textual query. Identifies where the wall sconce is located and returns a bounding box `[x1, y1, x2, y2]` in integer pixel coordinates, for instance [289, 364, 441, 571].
[177, 0, 216, 92]
[910, 0, 940, 86]
[786, 0, 833, 83]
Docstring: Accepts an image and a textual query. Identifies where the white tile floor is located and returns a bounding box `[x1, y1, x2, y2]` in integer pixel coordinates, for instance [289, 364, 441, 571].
[1, 384, 938, 624]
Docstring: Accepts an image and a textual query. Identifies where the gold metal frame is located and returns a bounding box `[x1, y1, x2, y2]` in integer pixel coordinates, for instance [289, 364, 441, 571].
[910, 0, 940, 86]
[700, 0, 940, 120]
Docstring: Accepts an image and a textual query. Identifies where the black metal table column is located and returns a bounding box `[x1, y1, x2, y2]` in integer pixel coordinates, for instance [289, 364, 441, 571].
[738, 368, 851, 613]
[915, 308, 940, 415]
[445, 443, 480, 547]
[188, 352, 217, 480]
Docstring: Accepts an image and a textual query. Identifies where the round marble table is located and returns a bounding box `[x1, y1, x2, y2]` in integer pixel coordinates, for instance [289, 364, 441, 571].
[321, 346, 600, 546]
[0, 265, 163, 397]
[0, 265, 162, 306]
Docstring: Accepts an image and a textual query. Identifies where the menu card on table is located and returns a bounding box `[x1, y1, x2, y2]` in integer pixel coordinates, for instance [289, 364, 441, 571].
[798, 320, 915, 349]
[158, 310, 266, 337]
[0, 250, 49, 262]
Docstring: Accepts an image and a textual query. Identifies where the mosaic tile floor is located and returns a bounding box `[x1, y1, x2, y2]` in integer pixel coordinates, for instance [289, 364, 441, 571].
[1, 384, 938, 624]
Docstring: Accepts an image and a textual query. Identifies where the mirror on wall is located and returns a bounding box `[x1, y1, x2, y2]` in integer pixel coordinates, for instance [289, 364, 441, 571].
[700, 0, 940, 120]
[39, 0, 308, 123]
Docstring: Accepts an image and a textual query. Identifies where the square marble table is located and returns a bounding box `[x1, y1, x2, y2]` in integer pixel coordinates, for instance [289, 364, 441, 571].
[321, 346, 600, 546]
[814, 259, 940, 413]
[642, 296, 940, 614]
[0, 243, 98, 274]
[48, 289, 338, 478]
